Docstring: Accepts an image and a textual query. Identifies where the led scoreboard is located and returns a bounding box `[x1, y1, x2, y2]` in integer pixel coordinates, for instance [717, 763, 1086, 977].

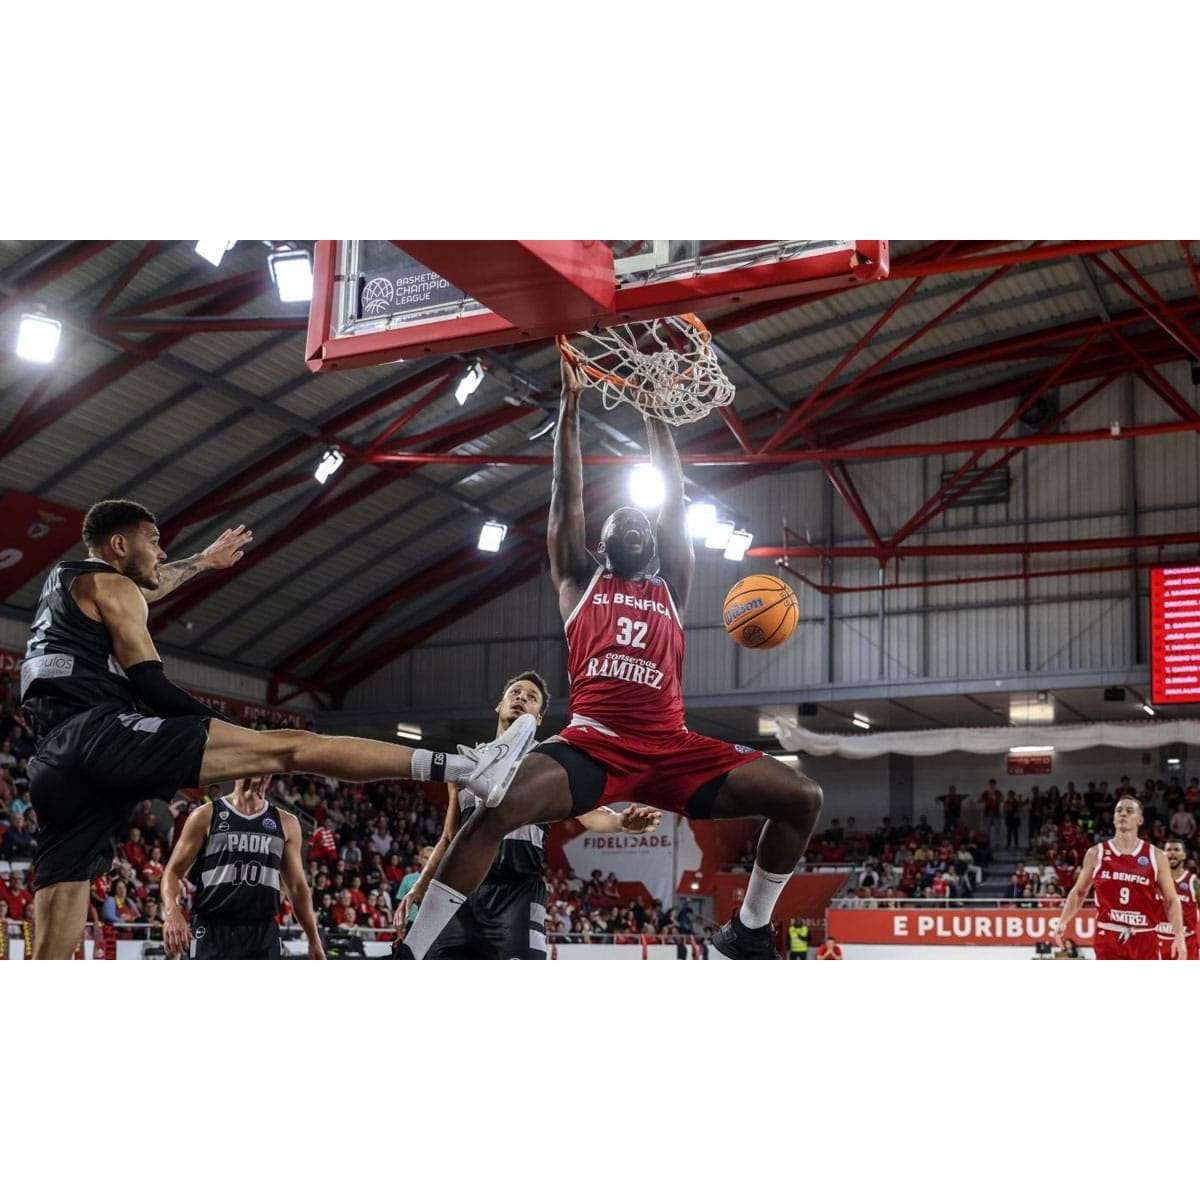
[1151, 565, 1200, 704]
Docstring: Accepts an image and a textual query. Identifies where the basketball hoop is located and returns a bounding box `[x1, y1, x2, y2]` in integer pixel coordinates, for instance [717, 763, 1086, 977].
[557, 313, 736, 426]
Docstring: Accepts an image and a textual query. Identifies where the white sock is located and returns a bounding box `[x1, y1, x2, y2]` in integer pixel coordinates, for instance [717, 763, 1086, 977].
[403, 880, 466, 959]
[410, 749, 474, 785]
[739, 864, 791, 929]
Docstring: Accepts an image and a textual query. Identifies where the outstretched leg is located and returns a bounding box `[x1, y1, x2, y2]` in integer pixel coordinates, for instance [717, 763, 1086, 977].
[706, 756, 823, 959]
[400, 753, 573, 958]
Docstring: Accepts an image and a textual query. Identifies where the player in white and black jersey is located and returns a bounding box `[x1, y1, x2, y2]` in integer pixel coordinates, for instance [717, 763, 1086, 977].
[395, 670, 660, 959]
[161, 776, 325, 960]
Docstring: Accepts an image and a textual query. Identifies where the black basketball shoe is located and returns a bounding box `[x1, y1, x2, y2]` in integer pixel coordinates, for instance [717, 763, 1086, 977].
[711, 911, 779, 960]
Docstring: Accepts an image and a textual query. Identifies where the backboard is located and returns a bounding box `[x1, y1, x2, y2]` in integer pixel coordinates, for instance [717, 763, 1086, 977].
[305, 239, 889, 373]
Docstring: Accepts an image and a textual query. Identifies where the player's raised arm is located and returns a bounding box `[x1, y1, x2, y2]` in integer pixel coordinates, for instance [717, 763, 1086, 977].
[548, 356, 592, 617]
[643, 415, 693, 614]
[90, 573, 228, 721]
[578, 804, 662, 834]
[1155, 847, 1187, 959]
[142, 524, 254, 603]
[1053, 844, 1098, 949]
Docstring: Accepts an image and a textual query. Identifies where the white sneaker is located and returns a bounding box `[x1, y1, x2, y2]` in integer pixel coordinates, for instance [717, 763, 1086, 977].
[463, 713, 538, 807]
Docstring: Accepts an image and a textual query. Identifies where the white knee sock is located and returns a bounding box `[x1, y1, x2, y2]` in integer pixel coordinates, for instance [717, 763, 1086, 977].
[739, 864, 791, 929]
[403, 879, 467, 959]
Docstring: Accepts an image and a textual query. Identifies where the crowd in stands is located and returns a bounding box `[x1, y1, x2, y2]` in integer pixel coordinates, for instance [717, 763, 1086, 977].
[543, 868, 706, 943]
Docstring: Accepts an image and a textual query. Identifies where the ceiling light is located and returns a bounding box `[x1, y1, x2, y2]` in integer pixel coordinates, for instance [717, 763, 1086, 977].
[395, 723, 422, 741]
[314, 447, 344, 484]
[705, 520, 735, 551]
[478, 520, 507, 552]
[851, 715, 870, 730]
[1142, 703, 1156, 716]
[772, 754, 799, 766]
[686, 502, 717, 540]
[16, 312, 62, 364]
[1010, 745, 1054, 754]
[724, 530, 754, 562]
[1009, 699, 1055, 723]
[629, 464, 664, 508]
[455, 360, 485, 405]
[268, 248, 314, 302]
[195, 239, 236, 267]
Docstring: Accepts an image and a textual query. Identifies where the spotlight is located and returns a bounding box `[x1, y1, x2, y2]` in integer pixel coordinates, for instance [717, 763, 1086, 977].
[478, 520, 507, 552]
[1142, 703, 1156, 716]
[314, 447, 344, 484]
[629, 464, 664, 509]
[268, 248, 314, 302]
[705, 520, 735, 551]
[16, 312, 62, 364]
[686, 502, 717, 540]
[851, 715, 870, 730]
[455, 361, 485, 405]
[195, 240, 236, 267]
[723, 530, 754, 562]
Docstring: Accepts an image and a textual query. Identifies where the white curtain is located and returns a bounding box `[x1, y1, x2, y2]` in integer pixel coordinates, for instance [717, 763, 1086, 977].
[775, 715, 1200, 759]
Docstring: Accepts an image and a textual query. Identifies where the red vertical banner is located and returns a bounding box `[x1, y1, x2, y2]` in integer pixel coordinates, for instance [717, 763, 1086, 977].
[0, 491, 84, 600]
[1151, 565, 1200, 704]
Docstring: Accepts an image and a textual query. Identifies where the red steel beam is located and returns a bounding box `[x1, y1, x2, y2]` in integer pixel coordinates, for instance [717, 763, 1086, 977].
[0, 278, 270, 463]
[1089, 253, 1200, 361]
[760, 277, 926, 451]
[97, 316, 308, 334]
[822, 462, 884, 550]
[886, 333, 1100, 547]
[888, 241, 1152, 281]
[364, 414, 1200, 470]
[754, 529, 1200, 561]
[92, 242, 173, 314]
[0, 241, 117, 319]
[151, 403, 531, 633]
[159, 360, 452, 541]
[1181, 242, 1200, 305]
[781, 559, 1150, 596]
[113, 269, 266, 317]
[716, 404, 755, 455]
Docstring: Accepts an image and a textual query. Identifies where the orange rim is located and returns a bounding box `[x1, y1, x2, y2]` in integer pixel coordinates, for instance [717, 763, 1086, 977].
[557, 314, 714, 392]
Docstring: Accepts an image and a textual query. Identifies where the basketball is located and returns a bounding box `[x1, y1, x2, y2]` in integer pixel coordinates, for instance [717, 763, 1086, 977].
[722, 575, 798, 650]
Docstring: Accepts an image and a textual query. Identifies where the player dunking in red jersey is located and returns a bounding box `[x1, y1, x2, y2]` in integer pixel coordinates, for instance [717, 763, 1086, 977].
[1054, 797, 1186, 960]
[399, 356, 823, 960]
[1157, 839, 1198, 959]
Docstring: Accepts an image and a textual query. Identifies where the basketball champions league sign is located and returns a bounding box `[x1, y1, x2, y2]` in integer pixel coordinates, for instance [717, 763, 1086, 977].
[356, 245, 467, 320]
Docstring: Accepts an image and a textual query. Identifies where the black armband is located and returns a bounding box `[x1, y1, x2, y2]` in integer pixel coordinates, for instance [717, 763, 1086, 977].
[125, 660, 232, 723]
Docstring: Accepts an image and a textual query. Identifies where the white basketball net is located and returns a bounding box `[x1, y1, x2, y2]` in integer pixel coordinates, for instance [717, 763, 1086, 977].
[558, 313, 736, 426]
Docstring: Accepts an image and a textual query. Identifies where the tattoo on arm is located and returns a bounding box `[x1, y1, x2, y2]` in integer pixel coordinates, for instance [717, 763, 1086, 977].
[143, 555, 206, 603]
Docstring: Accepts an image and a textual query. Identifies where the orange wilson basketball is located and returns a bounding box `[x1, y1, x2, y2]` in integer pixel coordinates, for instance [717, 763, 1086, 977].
[722, 575, 799, 650]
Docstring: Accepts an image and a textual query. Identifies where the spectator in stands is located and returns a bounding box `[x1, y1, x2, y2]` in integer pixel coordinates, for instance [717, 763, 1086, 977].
[0, 898, 9, 930]
[317, 893, 337, 932]
[1004, 791, 1023, 849]
[1028, 786, 1045, 845]
[339, 907, 360, 933]
[0, 869, 33, 920]
[2, 810, 35, 860]
[101, 879, 141, 928]
[816, 937, 844, 960]
[138, 897, 164, 940]
[980, 779, 1003, 846]
[1115, 776, 1136, 799]
[1187, 778, 1200, 807]
[1170, 803, 1197, 841]
[936, 785, 962, 833]
[310, 819, 338, 865]
[395, 846, 434, 909]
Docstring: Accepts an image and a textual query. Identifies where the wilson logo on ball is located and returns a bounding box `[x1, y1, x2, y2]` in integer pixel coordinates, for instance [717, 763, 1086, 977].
[723, 597, 764, 625]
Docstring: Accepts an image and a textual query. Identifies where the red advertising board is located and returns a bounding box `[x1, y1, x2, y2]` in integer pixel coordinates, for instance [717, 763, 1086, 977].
[826, 907, 1096, 946]
[0, 491, 85, 601]
[1151, 564, 1200, 704]
[1007, 754, 1052, 775]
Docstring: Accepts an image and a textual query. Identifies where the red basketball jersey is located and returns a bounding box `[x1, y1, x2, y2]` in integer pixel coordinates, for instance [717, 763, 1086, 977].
[1093, 839, 1160, 932]
[1156, 870, 1198, 939]
[564, 567, 685, 736]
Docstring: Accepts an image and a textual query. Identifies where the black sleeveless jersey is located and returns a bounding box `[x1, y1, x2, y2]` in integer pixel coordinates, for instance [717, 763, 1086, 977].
[20, 559, 138, 739]
[459, 778, 547, 879]
[193, 800, 286, 922]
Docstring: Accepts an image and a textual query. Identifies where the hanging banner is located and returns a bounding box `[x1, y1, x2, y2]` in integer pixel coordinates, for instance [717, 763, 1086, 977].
[1007, 754, 1052, 775]
[0, 491, 84, 601]
[827, 907, 1096, 946]
[560, 812, 694, 904]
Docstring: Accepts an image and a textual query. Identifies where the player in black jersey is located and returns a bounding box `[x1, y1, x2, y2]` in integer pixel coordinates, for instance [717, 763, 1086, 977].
[395, 670, 661, 959]
[21, 499, 537, 957]
[160, 775, 324, 959]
